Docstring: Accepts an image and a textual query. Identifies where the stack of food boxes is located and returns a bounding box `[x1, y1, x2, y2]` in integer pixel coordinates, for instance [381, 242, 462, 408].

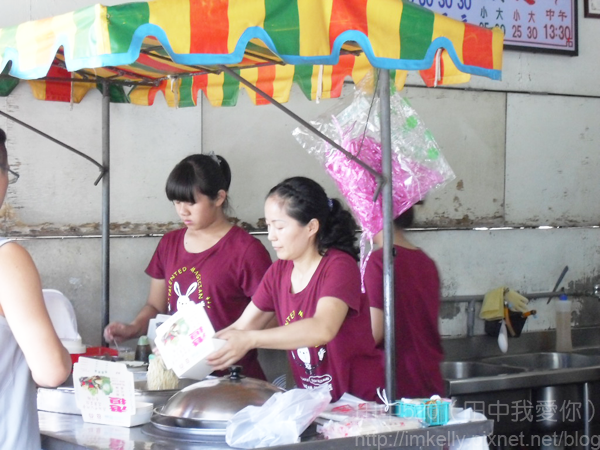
[73, 357, 153, 427]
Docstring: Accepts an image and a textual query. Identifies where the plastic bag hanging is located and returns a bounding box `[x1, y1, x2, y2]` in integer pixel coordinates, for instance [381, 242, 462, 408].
[292, 71, 455, 241]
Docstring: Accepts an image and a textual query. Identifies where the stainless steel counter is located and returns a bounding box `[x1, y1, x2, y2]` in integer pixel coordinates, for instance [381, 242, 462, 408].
[441, 328, 600, 396]
[39, 411, 494, 450]
[439, 329, 600, 439]
[444, 355, 600, 396]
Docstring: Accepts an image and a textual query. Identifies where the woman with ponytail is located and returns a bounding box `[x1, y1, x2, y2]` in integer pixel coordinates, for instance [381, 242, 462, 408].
[208, 176, 383, 401]
[104, 154, 272, 380]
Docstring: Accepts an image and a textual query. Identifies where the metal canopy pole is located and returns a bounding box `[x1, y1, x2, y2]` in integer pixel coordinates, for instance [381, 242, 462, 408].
[217, 65, 385, 196]
[379, 70, 396, 401]
[0, 109, 106, 185]
[101, 82, 111, 347]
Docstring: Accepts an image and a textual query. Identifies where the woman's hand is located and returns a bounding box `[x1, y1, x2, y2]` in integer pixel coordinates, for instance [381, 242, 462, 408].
[103, 322, 139, 343]
[207, 329, 256, 371]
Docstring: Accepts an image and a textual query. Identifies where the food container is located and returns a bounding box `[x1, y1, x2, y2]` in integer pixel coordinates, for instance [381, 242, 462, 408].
[71, 346, 118, 365]
[154, 302, 226, 380]
[37, 373, 195, 416]
[394, 398, 451, 426]
[117, 401, 154, 427]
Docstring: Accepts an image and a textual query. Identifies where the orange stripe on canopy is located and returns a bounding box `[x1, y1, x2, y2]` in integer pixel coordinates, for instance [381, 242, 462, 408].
[330, 54, 354, 98]
[191, 76, 207, 104]
[147, 82, 164, 106]
[463, 22, 493, 69]
[254, 65, 276, 105]
[190, 0, 230, 54]
[329, 0, 368, 50]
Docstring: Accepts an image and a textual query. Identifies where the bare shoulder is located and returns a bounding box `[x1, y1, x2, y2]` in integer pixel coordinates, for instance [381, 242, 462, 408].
[0, 242, 42, 316]
[0, 241, 34, 267]
[0, 242, 39, 289]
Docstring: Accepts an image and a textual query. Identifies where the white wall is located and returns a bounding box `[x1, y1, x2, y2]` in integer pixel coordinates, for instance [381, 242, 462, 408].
[1, 2, 599, 348]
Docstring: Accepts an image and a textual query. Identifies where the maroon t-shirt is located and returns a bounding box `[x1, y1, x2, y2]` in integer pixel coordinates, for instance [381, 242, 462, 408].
[364, 245, 445, 398]
[146, 226, 272, 379]
[252, 248, 384, 402]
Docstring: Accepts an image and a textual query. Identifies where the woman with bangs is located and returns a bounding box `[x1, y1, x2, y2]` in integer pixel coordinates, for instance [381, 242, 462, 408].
[104, 154, 272, 379]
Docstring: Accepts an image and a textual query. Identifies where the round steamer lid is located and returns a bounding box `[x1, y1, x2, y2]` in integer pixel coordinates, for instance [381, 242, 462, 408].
[158, 366, 283, 423]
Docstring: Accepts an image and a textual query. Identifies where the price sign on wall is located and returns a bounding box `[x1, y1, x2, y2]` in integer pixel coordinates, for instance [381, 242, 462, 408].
[407, 0, 578, 56]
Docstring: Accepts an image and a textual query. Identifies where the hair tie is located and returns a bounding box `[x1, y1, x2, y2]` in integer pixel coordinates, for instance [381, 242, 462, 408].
[327, 198, 333, 211]
[207, 151, 220, 165]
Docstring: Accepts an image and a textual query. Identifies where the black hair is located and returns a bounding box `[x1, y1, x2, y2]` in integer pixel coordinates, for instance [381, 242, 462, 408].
[165, 154, 231, 210]
[267, 176, 359, 260]
[393, 207, 414, 229]
[0, 127, 7, 166]
[393, 200, 423, 229]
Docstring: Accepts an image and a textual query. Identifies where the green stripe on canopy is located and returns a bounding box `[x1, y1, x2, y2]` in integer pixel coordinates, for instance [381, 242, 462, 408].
[399, 2, 435, 61]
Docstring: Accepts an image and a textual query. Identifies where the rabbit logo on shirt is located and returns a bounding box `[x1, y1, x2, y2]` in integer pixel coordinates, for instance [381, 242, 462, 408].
[293, 345, 327, 376]
[174, 281, 199, 311]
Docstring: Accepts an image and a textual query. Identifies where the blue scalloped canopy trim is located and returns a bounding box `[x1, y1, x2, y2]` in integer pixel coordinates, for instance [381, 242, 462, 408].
[2, 23, 501, 81]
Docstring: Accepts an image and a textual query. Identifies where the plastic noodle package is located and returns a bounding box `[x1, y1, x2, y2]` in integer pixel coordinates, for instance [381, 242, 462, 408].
[293, 72, 455, 262]
[319, 415, 425, 439]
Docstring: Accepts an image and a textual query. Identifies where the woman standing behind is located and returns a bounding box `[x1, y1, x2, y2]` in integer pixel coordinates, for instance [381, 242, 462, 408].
[208, 176, 383, 401]
[364, 205, 445, 398]
[0, 128, 72, 449]
[104, 154, 272, 379]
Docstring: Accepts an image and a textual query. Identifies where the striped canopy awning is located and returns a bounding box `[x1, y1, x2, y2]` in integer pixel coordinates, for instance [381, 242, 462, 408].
[0, 0, 503, 107]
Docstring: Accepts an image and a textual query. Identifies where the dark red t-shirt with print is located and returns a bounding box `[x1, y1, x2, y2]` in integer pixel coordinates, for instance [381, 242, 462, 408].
[252, 248, 384, 402]
[146, 226, 272, 379]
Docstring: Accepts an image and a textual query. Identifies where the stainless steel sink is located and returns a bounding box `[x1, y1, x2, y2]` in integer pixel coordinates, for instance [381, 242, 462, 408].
[441, 361, 525, 379]
[481, 352, 600, 370]
[441, 361, 531, 435]
[472, 352, 600, 433]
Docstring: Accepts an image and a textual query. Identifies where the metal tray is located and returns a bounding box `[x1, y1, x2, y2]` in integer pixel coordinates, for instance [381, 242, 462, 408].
[150, 413, 226, 436]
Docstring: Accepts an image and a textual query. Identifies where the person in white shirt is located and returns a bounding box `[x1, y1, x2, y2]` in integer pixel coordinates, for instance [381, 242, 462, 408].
[0, 127, 71, 450]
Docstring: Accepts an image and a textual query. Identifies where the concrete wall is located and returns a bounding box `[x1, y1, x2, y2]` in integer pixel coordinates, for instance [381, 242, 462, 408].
[1, 2, 599, 356]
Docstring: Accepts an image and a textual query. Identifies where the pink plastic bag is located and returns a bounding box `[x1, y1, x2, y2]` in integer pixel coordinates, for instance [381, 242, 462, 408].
[293, 73, 454, 241]
[293, 73, 454, 285]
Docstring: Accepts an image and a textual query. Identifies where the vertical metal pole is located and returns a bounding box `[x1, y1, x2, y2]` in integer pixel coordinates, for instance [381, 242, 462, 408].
[379, 70, 396, 401]
[583, 382, 590, 450]
[101, 82, 110, 347]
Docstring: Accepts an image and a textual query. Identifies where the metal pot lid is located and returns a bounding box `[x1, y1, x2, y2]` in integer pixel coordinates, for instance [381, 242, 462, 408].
[157, 365, 284, 422]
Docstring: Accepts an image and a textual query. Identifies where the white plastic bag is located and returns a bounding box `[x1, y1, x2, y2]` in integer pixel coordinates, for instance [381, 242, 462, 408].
[225, 387, 332, 448]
